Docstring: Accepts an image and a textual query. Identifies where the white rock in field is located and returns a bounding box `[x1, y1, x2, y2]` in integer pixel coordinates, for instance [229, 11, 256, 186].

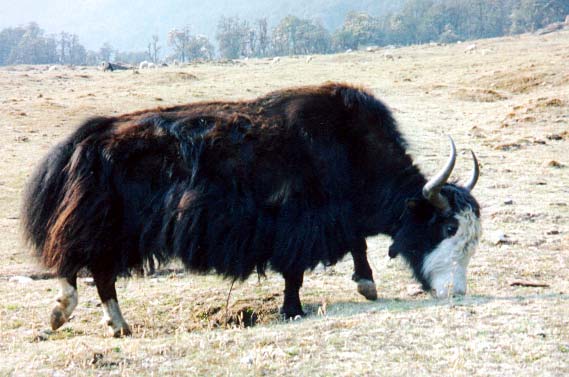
[32, 329, 52, 342]
[490, 230, 508, 245]
[464, 44, 477, 53]
[407, 284, 424, 296]
[240, 353, 254, 366]
[9, 276, 33, 284]
[82, 277, 95, 286]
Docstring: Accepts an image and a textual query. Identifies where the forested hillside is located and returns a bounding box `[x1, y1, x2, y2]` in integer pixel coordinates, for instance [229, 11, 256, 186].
[0, 0, 567, 65]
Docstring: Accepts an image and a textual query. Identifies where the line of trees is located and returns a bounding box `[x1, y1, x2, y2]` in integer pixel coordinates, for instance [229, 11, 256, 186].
[0, 23, 116, 66]
[1, 0, 567, 66]
[214, 0, 569, 59]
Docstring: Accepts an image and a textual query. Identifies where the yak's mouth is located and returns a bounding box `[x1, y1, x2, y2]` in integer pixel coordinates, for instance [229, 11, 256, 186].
[429, 284, 467, 299]
[423, 261, 468, 299]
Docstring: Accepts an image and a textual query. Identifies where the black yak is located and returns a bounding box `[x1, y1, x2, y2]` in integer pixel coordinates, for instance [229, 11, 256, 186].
[22, 83, 480, 337]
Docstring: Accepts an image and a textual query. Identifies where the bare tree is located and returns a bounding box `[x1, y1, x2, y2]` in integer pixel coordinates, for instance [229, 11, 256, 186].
[216, 16, 250, 59]
[147, 34, 161, 63]
[168, 27, 191, 62]
[98, 42, 113, 62]
[187, 35, 214, 61]
[256, 18, 269, 57]
[169, 27, 214, 62]
[67, 34, 86, 65]
[58, 32, 70, 64]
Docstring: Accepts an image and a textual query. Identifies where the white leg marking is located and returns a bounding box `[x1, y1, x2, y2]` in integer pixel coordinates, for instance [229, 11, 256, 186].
[50, 278, 78, 330]
[102, 299, 132, 337]
[422, 209, 481, 298]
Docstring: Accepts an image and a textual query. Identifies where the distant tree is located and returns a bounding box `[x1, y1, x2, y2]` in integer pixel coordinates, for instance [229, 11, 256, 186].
[510, 0, 569, 33]
[453, 0, 513, 39]
[272, 15, 331, 56]
[438, 24, 460, 43]
[58, 32, 70, 64]
[216, 16, 251, 59]
[256, 18, 270, 57]
[333, 12, 383, 50]
[376, 0, 518, 45]
[168, 27, 191, 62]
[216, 16, 274, 59]
[421, 3, 452, 40]
[169, 27, 214, 62]
[6, 23, 58, 64]
[147, 34, 161, 63]
[187, 35, 214, 60]
[67, 34, 87, 65]
[0, 26, 27, 65]
[98, 42, 114, 62]
[56, 32, 86, 65]
[390, 0, 436, 45]
[245, 26, 257, 57]
[85, 50, 100, 66]
[492, 0, 518, 36]
[304, 21, 332, 54]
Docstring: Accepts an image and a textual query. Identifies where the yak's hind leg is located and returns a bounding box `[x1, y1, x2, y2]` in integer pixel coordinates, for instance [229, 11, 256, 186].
[351, 238, 378, 300]
[280, 271, 305, 319]
[50, 276, 79, 330]
[93, 271, 131, 337]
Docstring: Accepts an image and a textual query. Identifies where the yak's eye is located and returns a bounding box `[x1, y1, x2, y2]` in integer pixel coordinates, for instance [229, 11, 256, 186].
[444, 222, 458, 237]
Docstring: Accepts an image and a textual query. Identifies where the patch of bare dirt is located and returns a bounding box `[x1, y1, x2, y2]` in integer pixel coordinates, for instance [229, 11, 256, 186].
[187, 294, 281, 331]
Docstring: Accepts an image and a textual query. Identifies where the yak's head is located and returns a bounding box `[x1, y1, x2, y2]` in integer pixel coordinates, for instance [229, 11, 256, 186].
[389, 138, 481, 299]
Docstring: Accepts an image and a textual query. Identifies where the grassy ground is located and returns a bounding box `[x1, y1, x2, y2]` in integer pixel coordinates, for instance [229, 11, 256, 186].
[1, 30, 568, 376]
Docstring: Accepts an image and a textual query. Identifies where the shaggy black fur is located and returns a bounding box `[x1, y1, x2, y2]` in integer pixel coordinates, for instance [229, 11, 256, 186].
[22, 82, 479, 320]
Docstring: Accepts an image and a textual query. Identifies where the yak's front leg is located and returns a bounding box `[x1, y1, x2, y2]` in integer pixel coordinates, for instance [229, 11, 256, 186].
[351, 238, 378, 300]
[93, 271, 131, 337]
[280, 271, 305, 319]
[50, 276, 79, 330]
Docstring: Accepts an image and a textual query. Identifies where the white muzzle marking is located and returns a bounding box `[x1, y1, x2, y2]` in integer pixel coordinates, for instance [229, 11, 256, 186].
[421, 209, 481, 299]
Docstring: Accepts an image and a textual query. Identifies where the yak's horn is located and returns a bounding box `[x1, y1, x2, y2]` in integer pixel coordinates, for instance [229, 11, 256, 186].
[464, 150, 479, 191]
[422, 136, 456, 211]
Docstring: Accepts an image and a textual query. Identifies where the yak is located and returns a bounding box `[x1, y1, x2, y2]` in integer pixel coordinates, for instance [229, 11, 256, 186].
[22, 83, 481, 337]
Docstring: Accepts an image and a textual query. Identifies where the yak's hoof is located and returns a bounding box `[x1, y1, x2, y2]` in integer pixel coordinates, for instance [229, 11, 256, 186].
[357, 279, 378, 301]
[50, 307, 68, 330]
[280, 307, 306, 320]
[109, 325, 132, 338]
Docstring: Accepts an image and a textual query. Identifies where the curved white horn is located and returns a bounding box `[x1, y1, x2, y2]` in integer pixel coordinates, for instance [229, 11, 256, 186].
[464, 150, 479, 191]
[422, 136, 456, 211]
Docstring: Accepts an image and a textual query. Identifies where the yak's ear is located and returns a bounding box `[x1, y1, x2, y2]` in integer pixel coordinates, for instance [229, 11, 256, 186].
[388, 243, 398, 258]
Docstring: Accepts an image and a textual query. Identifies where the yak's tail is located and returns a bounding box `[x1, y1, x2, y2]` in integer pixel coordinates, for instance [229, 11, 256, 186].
[21, 117, 115, 276]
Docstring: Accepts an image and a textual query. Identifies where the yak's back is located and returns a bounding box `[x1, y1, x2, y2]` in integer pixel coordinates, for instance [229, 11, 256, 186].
[22, 82, 411, 279]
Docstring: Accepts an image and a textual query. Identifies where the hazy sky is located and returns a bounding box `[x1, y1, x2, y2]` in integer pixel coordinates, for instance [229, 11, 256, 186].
[2, 0, 230, 50]
[0, 0, 399, 52]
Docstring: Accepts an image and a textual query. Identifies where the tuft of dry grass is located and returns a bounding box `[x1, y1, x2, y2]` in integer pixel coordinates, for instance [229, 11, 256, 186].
[454, 88, 509, 102]
[481, 71, 550, 94]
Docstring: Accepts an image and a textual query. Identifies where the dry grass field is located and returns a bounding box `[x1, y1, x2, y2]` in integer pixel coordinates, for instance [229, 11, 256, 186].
[1, 30, 568, 376]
